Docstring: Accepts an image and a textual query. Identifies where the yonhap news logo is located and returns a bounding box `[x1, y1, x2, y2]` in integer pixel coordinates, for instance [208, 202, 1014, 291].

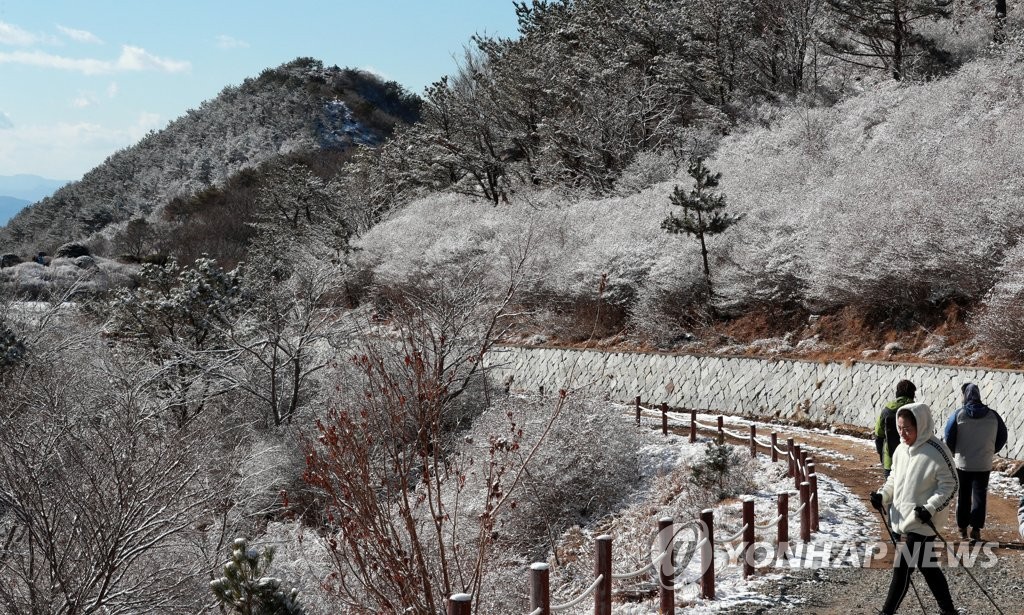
[643, 521, 999, 588]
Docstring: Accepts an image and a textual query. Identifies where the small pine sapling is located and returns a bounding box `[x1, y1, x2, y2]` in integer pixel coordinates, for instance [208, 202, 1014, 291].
[688, 441, 748, 500]
[210, 538, 305, 615]
[661, 157, 744, 295]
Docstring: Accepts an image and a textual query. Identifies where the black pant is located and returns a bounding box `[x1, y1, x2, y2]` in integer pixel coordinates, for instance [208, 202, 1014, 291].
[956, 469, 991, 530]
[881, 533, 955, 614]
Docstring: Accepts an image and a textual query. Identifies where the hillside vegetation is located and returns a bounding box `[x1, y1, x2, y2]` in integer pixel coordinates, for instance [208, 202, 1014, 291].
[2, 1, 1024, 614]
[352, 34, 1024, 365]
[0, 58, 420, 257]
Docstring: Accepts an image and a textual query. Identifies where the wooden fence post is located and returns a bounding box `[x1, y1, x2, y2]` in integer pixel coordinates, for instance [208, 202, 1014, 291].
[689, 409, 697, 443]
[786, 438, 795, 477]
[595, 535, 612, 615]
[777, 492, 789, 552]
[661, 403, 669, 436]
[530, 563, 550, 615]
[658, 517, 675, 615]
[792, 444, 803, 489]
[770, 432, 778, 463]
[742, 498, 755, 579]
[799, 481, 811, 543]
[716, 416, 724, 444]
[635, 396, 641, 426]
[808, 464, 819, 532]
[448, 593, 472, 615]
[700, 509, 715, 600]
[749, 425, 757, 458]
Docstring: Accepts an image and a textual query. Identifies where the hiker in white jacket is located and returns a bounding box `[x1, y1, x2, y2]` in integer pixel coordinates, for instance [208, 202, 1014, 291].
[870, 402, 959, 615]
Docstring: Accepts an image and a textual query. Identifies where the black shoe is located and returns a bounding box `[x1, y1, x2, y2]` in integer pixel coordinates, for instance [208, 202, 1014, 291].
[958, 527, 968, 540]
[970, 527, 981, 542]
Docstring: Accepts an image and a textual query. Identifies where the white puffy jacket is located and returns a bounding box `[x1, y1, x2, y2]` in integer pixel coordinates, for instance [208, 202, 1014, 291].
[879, 403, 959, 537]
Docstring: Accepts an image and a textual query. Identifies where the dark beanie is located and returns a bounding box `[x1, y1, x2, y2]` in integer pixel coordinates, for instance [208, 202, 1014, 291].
[895, 379, 916, 399]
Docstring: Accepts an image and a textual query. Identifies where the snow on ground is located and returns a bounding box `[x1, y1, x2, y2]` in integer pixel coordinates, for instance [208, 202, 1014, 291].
[551, 408, 881, 614]
[989, 468, 1024, 500]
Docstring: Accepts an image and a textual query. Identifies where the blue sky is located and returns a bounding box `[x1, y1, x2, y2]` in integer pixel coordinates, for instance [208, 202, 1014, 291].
[0, 0, 522, 181]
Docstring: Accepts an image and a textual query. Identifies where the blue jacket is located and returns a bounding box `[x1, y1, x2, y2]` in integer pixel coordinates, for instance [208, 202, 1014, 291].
[944, 383, 1008, 472]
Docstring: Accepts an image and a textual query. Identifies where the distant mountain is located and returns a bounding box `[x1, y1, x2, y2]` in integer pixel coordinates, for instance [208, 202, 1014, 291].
[0, 196, 30, 226]
[0, 57, 420, 255]
[0, 174, 69, 202]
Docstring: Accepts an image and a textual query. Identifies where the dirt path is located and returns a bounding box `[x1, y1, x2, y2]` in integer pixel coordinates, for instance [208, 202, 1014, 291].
[790, 425, 1023, 551]
[714, 417, 1024, 614]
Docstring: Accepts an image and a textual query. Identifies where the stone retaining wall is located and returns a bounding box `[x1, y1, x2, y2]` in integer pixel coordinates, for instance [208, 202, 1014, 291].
[486, 346, 1024, 460]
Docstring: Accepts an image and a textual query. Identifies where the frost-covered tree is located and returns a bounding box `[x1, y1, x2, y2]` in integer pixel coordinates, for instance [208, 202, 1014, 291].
[748, 0, 827, 93]
[0, 349, 214, 614]
[111, 217, 159, 261]
[224, 249, 344, 427]
[973, 241, 1024, 356]
[467, 395, 642, 558]
[303, 234, 536, 613]
[661, 157, 744, 292]
[102, 257, 245, 426]
[824, 0, 954, 80]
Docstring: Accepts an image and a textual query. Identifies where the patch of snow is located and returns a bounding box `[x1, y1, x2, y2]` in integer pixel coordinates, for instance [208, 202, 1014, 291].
[796, 334, 831, 353]
[554, 408, 882, 614]
[989, 467, 1024, 500]
[749, 337, 795, 354]
[318, 99, 377, 148]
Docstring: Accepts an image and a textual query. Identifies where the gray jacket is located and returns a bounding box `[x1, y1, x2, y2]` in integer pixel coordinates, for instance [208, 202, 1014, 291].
[943, 383, 1008, 472]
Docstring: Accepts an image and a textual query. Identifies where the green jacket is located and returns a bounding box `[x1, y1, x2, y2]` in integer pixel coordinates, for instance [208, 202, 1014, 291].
[875, 396, 914, 469]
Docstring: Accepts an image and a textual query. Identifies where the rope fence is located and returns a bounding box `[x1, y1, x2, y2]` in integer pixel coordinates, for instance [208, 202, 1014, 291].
[445, 399, 829, 614]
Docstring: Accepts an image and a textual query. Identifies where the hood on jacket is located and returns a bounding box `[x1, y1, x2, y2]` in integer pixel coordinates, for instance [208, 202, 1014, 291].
[961, 382, 991, 418]
[897, 402, 935, 450]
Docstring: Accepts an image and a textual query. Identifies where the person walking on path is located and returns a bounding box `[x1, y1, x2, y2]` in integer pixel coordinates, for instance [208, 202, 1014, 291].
[943, 382, 1008, 542]
[870, 402, 959, 615]
[875, 379, 916, 478]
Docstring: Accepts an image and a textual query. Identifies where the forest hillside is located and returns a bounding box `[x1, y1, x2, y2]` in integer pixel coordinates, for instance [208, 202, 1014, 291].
[354, 36, 1024, 367]
[0, 57, 420, 258]
[2, 1, 1024, 614]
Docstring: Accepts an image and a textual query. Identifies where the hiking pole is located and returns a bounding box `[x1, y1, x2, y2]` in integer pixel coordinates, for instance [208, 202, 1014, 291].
[924, 518, 1006, 615]
[873, 503, 927, 615]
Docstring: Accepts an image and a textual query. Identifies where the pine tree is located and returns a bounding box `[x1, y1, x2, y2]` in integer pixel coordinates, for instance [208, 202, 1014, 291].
[0, 320, 24, 369]
[823, 0, 953, 80]
[661, 157, 743, 292]
[210, 538, 305, 615]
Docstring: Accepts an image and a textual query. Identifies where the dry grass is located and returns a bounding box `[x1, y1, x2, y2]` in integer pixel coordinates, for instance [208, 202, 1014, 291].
[509, 300, 1024, 371]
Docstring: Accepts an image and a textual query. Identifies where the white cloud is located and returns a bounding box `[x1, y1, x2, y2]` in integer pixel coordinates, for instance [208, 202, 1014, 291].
[216, 34, 249, 49]
[0, 120, 140, 179]
[0, 49, 108, 73]
[0, 45, 190, 75]
[128, 112, 163, 139]
[70, 94, 94, 108]
[0, 21, 36, 46]
[0, 111, 12, 129]
[106, 82, 119, 98]
[56, 24, 104, 45]
[116, 45, 190, 73]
